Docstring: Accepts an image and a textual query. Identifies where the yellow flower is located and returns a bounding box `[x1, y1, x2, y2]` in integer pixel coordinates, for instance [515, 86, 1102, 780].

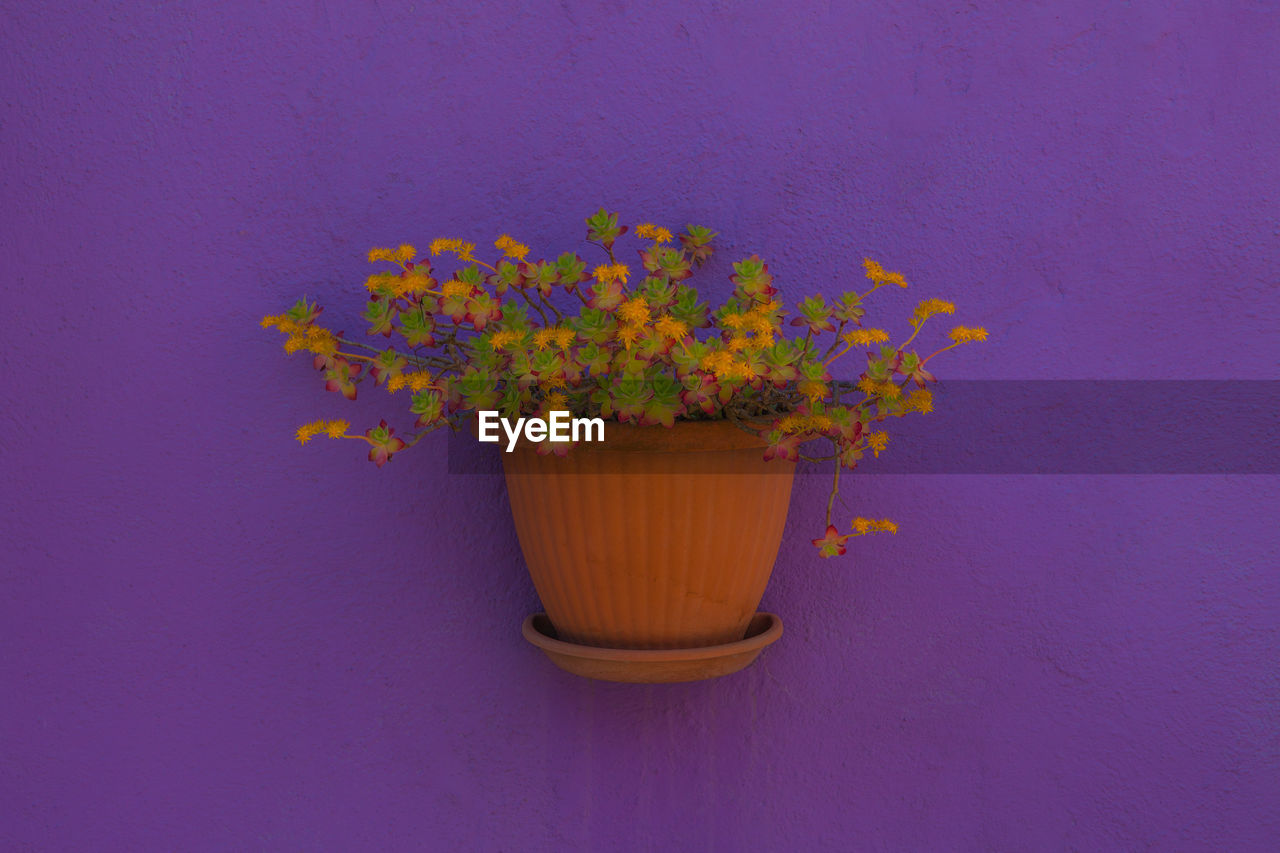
[490, 330, 521, 351]
[440, 280, 472, 300]
[652, 316, 689, 341]
[635, 223, 673, 244]
[302, 326, 337, 357]
[429, 238, 476, 260]
[722, 313, 748, 330]
[408, 373, 435, 391]
[746, 312, 775, 335]
[399, 273, 432, 296]
[530, 327, 577, 351]
[948, 326, 989, 344]
[780, 413, 835, 434]
[700, 350, 730, 374]
[261, 315, 312, 337]
[393, 244, 416, 263]
[851, 517, 898, 535]
[616, 325, 644, 350]
[727, 335, 751, 352]
[296, 420, 326, 444]
[365, 272, 396, 293]
[297, 419, 349, 444]
[544, 392, 569, 411]
[841, 328, 891, 347]
[532, 328, 556, 351]
[495, 234, 529, 261]
[788, 414, 834, 432]
[368, 247, 395, 263]
[866, 431, 889, 456]
[907, 388, 933, 413]
[913, 299, 956, 322]
[700, 350, 752, 380]
[753, 329, 775, 348]
[857, 377, 901, 399]
[386, 375, 409, 392]
[778, 415, 803, 433]
[617, 296, 650, 326]
[734, 359, 760, 381]
[863, 258, 908, 287]
[592, 263, 631, 285]
[283, 334, 305, 353]
[799, 379, 827, 401]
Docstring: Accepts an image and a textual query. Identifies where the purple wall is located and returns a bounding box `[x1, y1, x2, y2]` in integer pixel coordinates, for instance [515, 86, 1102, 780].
[4, 2, 1277, 849]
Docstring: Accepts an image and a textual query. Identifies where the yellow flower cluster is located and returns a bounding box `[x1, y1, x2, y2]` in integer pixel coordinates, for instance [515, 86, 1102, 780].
[386, 372, 437, 393]
[634, 223, 673, 244]
[490, 329, 524, 351]
[440, 280, 473, 300]
[906, 388, 933, 413]
[863, 258, 907, 288]
[614, 296, 653, 351]
[722, 303, 777, 350]
[429, 239, 476, 260]
[857, 377, 902, 399]
[532, 327, 576, 351]
[615, 325, 645, 350]
[368, 245, 416, 264]
[841, 328, 891, 347]
[592, 263, 631, 285]
[494, 234, 529, 261]
[851, 517, 899, 535]
[262, 315, 339, 357]
[296, 419, 351, 445]
[365, 271, 432, 297]
[617, 296, 650, 326]
[653, 315, 689, 341]
[913, 299, 956, 322]
[260, 314, 302, 332]
[948, 326, 989, 344]
[778, 413, 834, 434]
[865, 431, 889, 456]
[543, 392, 569, 410]
[722, 302, 778, 335]
[700, 350, 756, 381]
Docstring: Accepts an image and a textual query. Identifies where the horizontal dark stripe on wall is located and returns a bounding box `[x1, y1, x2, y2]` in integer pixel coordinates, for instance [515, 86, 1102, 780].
[444, 381, 1279, 474]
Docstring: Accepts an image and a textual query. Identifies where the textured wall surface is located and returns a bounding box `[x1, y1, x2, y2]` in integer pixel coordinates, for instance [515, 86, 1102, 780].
[3, 1, 1277, 849]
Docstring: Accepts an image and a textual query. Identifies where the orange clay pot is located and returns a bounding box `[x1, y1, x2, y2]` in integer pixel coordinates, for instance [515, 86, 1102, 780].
[501, 419, 797, 649]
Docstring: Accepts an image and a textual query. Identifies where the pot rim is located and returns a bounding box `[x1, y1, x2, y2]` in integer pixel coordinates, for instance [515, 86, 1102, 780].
[522, 612, 783, 662]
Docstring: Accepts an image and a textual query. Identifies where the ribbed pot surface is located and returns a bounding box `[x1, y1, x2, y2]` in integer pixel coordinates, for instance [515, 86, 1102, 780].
[501, 420, 796, 649]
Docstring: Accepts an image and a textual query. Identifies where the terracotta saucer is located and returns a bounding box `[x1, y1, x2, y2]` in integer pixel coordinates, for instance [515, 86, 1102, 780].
[521, 612, 782, 683]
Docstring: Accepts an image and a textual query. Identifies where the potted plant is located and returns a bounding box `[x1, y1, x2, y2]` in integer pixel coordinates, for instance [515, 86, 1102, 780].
[262, 210, 986, 682]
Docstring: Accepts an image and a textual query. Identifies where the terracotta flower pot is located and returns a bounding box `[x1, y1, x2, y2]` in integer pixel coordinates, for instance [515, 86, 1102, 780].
[502, 419, 797, 650]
